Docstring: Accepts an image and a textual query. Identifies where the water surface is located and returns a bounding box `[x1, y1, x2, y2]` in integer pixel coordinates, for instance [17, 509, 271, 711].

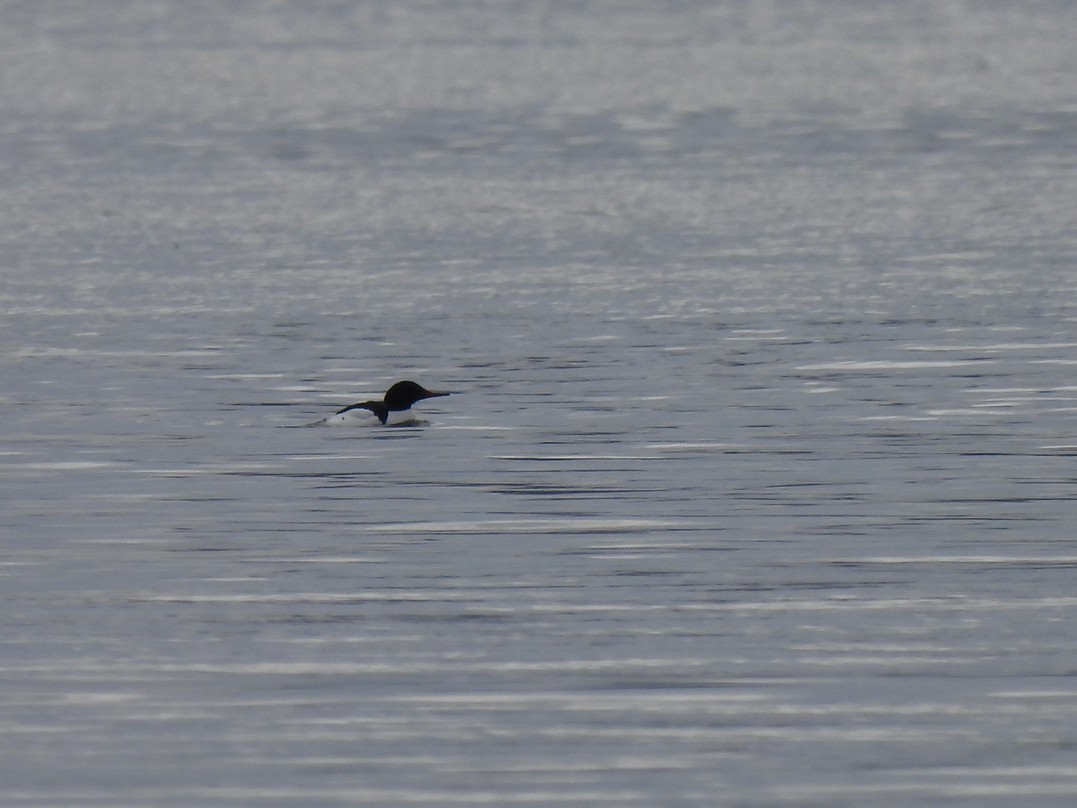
[3, 2, 1077, 805]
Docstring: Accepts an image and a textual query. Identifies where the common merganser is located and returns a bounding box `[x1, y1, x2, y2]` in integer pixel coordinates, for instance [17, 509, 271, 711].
[331, 380, 451, 425]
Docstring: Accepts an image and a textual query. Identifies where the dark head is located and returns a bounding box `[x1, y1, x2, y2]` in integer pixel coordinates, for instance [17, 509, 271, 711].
[383, 380, 451, 412]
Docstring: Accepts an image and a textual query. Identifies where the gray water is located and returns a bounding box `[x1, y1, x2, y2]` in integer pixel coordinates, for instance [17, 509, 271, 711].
[3, 2, 1077, 806]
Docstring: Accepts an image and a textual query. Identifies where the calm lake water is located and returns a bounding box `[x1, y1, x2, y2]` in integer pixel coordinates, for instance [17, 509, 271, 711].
[3, 2, 1077, 805]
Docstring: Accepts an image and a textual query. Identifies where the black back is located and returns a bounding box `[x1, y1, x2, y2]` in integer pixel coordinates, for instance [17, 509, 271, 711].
[335, 400, 389, 423]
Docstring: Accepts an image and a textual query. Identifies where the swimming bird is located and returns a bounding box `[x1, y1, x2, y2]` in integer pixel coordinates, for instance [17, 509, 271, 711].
[333, 380, 451, 425]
